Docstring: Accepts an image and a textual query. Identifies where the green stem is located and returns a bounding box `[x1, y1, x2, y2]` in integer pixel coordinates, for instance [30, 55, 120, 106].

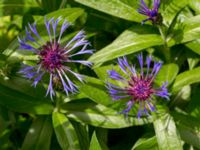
[157, 25, 171, 63]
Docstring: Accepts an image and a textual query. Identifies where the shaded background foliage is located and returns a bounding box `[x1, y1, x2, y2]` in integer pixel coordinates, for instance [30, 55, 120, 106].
[0, 0, 200, 150]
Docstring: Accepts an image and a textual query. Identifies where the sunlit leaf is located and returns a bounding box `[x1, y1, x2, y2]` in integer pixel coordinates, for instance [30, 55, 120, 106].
[52, 112, 80, 150]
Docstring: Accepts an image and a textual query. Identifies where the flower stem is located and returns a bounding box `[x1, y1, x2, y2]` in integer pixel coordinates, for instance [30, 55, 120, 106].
[157, 25, 171, 63]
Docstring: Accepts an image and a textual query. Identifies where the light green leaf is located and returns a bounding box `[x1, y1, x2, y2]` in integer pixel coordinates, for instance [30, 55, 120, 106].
[161, 0, 189, 25]
[153, 113, 182, 150]
[61, 100, 153, 128]
[172, 67, 200, 93]
[89, 132, 101, 150]
[0, 0, 39, 16]
[89, 27, 163, 67]
[173, 113, 200, 149]
[52, 112, 80, 150]
[189, 0, 200, 14]
[132, 135, 159, 150]
[21, 116, 53, 150]
[168, 15, 200, 46]
[155, 63, 179, 86]
[75, 0, 144, 22]
[185, 39, 200, 55]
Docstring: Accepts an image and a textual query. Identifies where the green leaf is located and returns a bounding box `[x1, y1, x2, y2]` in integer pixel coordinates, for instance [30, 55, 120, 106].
[89, 27, 163, 67]
[155, 63, 179, 86]
[21, 116, 53, 150]
[189, 0, 200, 14]
[75, 0, 144, 22]
[61, 100, 152, 128]
[185, 39, 200, 55]
[168, 15, 200, 46]
[132, 135, 159, 150]
[89, 132, 101, 150]
[52, 112, 80, 150]
[153, 113, 182, 150]
[161, 0, 189, 25]
[173, 113, 200, 149]
[0, 82, 53, 115]
[70, 120, 90, 150]
[94, 63, 179, 87]
[96, 128, 109, 150]
[2, 7, 85, 57]
[0, 0, 40, 17]
[78, 76, 112, 106]
[172, 67, 200, 93]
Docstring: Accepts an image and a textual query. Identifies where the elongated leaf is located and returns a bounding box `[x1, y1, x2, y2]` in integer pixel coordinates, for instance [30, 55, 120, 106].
[161, 0, 189, 25]
[0, 83, 53, 115]
[189, 0, 200, 14]
[61, 100, 152, 128]
[89, 132, 101, 150]
[168, 15, 200, 46]
[96, 128, 109, 150]
[21, 116, 53, 150]
[185, 39, 200, 55]
[94, 63, 179, 87]
[52, 112, 80, 150]
[173, 113, 200, 149]
[75, 0, 144, 22]
[153, 113, 182, 150]
[172, 67, 200, 93]
[155, 63, 179, 86]
[89, 27, 163, 67]
[78, 76, 112, 106]
[132, 135, 159, 150]
[3, 8, 84, 57]
[0, 0, 40, 16]
[70, 120, 90, 150]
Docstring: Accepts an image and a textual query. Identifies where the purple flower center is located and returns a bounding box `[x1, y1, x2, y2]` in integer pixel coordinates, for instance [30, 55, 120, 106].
[39, 42, 66, 72]
[127, 76, 154, 101]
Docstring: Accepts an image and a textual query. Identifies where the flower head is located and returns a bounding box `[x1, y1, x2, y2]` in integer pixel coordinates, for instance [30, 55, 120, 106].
[138, 0, 161, 25]
[18, 17, 93, 99]
[107, 53, 170, 119]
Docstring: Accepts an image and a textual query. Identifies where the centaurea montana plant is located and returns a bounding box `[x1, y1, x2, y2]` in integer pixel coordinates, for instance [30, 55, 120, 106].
[107, 53, 170, 119]
[138, 0, 161, 25]
[18, 17, 93, 99]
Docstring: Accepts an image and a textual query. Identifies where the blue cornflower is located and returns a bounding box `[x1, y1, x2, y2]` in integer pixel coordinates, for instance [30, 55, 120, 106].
[107, 53, 170, 119]
[18, 17, 93, 99]
[138, 0, 161, 25]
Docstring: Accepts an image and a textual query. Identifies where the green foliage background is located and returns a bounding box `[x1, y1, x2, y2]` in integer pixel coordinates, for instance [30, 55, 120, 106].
[0, 0, 200, 150]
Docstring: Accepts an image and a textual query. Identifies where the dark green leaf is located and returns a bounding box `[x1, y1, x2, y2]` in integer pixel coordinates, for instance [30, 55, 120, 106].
[0, 82, 53, 115]
[78, 76, 112, 106]
[21, 116, 53, 150]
